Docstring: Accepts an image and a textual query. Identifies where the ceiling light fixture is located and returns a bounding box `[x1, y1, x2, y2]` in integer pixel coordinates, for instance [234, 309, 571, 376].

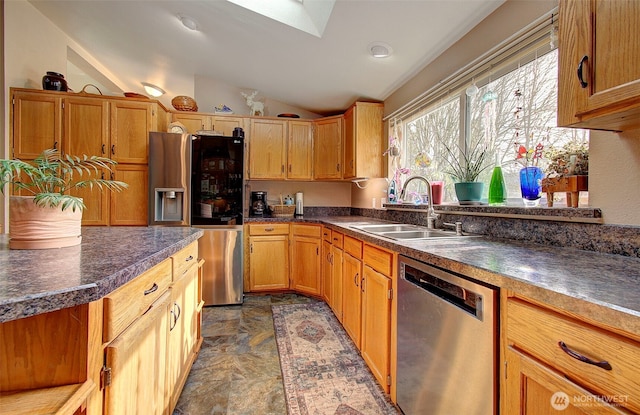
[369, 42, 393, 58]
[141, 82, 166, 97]
[178, 14, 198, 31]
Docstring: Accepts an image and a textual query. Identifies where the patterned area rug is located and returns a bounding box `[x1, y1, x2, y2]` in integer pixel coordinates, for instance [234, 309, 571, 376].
[272, 302, 399, 415]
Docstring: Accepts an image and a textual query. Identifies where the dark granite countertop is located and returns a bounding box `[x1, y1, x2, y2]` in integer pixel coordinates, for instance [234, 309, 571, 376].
[0, 226, 203, 322]
[249, 215, 640, 335]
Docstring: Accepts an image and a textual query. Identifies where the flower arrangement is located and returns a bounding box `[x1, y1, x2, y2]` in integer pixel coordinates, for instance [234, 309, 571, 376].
[545, 142, 588, 178]
[515, 142, 544, 167]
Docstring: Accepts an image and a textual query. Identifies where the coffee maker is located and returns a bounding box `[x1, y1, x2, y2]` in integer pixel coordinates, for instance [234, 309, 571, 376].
[250, 191, 267, 217]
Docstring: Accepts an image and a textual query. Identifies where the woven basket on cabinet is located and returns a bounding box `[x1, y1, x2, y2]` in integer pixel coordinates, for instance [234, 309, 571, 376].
[171, 95, 198, 112]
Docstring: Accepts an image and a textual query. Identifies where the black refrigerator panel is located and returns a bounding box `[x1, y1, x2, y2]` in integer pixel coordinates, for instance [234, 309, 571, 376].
[191, 135, 244, 226]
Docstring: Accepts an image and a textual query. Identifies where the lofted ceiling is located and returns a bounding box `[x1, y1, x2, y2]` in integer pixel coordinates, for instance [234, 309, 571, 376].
[29, 0, 505, 115]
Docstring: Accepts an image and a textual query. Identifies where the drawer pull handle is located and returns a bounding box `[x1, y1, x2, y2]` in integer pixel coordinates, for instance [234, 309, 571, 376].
[144, 283, 159, 296]
[577, 55, 589, 88]
[185, 255, 194, 262]
[558, 341, 612, 371]
[265, 227, 275, 232]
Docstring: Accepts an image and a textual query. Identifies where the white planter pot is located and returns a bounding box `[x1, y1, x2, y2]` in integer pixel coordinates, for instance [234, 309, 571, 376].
[9, 196, 82, 249]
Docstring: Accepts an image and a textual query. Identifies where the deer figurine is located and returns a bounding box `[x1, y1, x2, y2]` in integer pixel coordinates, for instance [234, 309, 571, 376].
[241, 91, 264, 116]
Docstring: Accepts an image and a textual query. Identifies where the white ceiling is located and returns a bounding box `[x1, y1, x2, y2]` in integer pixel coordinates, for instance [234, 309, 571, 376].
[29, 0, 505, 115]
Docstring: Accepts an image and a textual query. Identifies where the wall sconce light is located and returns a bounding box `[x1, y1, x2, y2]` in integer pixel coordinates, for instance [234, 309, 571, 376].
[141, 82, 166, 97]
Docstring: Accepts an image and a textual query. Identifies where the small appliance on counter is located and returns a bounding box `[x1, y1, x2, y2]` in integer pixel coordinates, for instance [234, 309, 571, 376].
[250, 191, 267, 217]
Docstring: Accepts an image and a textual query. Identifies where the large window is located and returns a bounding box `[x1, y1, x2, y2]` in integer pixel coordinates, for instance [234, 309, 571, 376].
[389, 19, 589, 206]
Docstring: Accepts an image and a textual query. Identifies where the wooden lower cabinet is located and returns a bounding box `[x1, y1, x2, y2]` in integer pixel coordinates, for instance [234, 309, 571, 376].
[322, 238, 332, 303]
[249, 234, 290, 290]
[342, 252, 362, 348]
[167, 265, 200, 411]
[330, 241, 344, 322]
[502, 293, 640, 414]
[290, 224, 322, 295]
[361, 263, 392, 394]
[104, 292, 170, 415]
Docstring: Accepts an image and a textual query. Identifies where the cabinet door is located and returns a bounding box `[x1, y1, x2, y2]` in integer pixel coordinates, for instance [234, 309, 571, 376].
[110, 164, 148, 225]
[313, 116, 343, 180]
[171, 113, 211, 133]
[104, 292, 169, 415]
[167, 266, 199, 411]
[211, 116, 244, 136]
[342, 253, 362, 348]
[290, 235, 321, 295]
[248, 119, 287, 179]
[330, 245, 343, 321]
[110, 101, 151, 164]
[558, 0, 640, 130]
[361, 265, 391, 393]
[344, 102, 384, 179]
[249, 235, 289, 290]
[322, 239, 332, 304]
[287, 120, 313, 180]
[503, 347, 624, 415]
[11, 90, 62, 159]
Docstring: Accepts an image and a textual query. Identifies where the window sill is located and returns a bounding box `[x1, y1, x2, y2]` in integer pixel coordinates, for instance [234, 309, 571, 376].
[382, 203, 603, 224]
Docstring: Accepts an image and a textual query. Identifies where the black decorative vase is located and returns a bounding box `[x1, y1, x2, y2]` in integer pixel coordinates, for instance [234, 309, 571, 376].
[42, 71, 68, 91]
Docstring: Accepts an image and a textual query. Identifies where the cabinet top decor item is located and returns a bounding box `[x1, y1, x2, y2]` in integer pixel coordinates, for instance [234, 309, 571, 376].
[172, 95, 198, 112]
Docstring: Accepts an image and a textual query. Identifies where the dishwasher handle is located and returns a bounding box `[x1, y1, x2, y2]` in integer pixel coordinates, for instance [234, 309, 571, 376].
[402, 262, 483, 319]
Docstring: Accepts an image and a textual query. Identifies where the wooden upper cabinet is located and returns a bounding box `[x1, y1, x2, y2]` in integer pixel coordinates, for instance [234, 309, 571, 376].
[558, 0, 640, 131]
[314, 115, 343, 180]
[343, 102, 384, 179]
[211, 116, 244, 136]
[248, 118, 287, 179]
[171, 113, 211, 133]
[64, 96, 109, 157]
[11, 90, 62, 159]
[110, 100, 152, 164]
[287, 120, 313, 180]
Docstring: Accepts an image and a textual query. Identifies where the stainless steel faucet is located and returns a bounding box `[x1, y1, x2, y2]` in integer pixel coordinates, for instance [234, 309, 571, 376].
[399, 175, 439, 228]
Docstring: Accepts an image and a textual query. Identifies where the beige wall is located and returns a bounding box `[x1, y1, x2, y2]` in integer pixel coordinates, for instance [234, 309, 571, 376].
[1, 0, 5, 233]
[352, 0, 640, 226]
[248, 181, 351, 208]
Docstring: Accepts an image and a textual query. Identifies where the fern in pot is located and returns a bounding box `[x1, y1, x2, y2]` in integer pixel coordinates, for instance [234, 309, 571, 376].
[440, 139, 491, 204]
[0, 148, 128, 249]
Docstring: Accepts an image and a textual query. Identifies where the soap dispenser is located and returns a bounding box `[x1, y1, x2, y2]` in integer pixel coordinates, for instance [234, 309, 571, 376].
[387, 179, 397, 204]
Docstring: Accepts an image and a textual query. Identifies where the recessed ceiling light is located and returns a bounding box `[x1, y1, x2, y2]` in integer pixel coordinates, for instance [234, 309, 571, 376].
[178, 14, 198, 31]
[369, 42, 393, 58]
[141, 82, 166, 97]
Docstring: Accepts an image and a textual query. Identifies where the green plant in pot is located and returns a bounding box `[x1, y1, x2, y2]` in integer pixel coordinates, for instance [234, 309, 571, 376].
[0, 148, 128, 249]
[440, 139, 491, 204]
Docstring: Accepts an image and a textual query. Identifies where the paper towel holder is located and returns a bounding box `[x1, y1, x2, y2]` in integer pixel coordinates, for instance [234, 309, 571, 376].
[351, 177, 369, 189]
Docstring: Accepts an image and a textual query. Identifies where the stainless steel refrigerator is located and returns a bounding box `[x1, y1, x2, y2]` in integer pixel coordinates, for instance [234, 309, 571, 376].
[148, 132, 244, 305]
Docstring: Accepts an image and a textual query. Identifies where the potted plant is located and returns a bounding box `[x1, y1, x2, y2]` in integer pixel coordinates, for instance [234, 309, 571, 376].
[0, 148, 128, 249]
[542, 142, 589, 207]
[440, 139, 491, 204]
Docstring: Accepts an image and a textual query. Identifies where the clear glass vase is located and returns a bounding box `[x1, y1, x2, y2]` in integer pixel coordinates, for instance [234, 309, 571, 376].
[519, 166, 543, 207]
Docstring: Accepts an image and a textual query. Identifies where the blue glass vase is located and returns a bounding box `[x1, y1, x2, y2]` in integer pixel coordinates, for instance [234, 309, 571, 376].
[519, 166, 543, 207]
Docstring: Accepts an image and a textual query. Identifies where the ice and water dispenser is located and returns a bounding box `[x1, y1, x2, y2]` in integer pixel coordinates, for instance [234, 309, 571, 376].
[154, 188, 186, 222]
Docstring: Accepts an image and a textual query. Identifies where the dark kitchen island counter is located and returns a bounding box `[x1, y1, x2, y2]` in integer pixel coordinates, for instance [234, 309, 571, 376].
[0, 226, 203, 322]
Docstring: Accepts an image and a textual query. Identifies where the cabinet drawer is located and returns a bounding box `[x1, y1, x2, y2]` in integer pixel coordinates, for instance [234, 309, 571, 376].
[291, 224, 321, 238]
[331, 232, 343, 249]
[343, 235, 362, 258]
[507, 298, 640, 413]
[322, 227, 332, 242]
[103, 259, 172, 342]
[249, 223, 289, 236]
[363, 244, 393, 276]
[172, 241, 198, 281]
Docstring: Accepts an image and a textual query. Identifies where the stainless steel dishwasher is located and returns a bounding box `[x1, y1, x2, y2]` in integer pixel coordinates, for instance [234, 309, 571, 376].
[397, 255, 498, 415]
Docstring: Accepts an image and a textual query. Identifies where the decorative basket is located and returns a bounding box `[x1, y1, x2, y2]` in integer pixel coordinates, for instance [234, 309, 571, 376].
[270, 204, 295, 218]
[171, 95, 198, 112]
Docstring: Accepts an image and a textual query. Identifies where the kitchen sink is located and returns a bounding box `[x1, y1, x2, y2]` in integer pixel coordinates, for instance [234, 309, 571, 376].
[350, 224, 425, 233]
[351, 223, 473, 240]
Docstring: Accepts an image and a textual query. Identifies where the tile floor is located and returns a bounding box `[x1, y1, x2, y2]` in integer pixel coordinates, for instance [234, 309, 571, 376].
[173, 293, 319, 415]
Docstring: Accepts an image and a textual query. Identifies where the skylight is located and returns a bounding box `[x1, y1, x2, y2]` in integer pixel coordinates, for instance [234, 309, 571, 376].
[226, 0, 335, 37]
